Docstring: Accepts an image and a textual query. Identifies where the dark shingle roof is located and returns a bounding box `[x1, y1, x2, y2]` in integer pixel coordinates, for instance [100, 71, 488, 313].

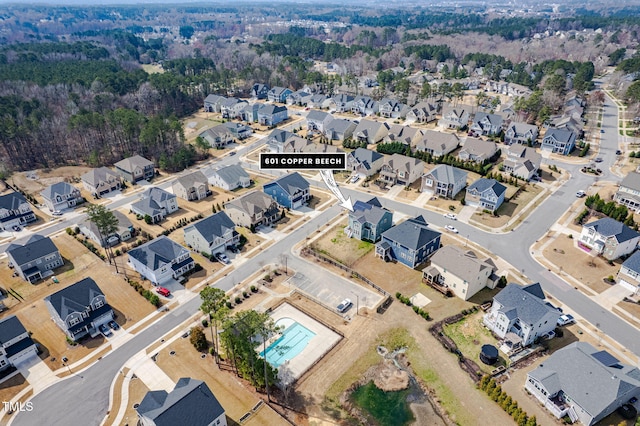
[265, 172, 309, 196]
[7, 234, 59, 266]
[427, 165, 467, 185]
[128, 236, 190, 271]
[584, 217, 640, 243]
[40, 182, 78, 201]
[225, 191, 278, 216]
[185, 212, 236, 244]
[211, 164, 250, 185]
[45, 277, 106, 320]
[0, 315, 28, 345]
[622, 251, 640, 275]
[115, 155, 153, 172]
[351, 148, 383, 168]
[544, 128, 574, 143]
[493, 283, 557, 325]
[0, 192, 28, 211]
[351, 199, 390, 225]
[620, 172, 640, 192]
[258, 104, 287, 115]
[468, 178, 507, 198]
[381, 215, 440, 250]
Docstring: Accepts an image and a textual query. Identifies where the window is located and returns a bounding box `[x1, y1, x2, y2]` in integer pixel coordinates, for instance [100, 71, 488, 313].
[95, 300, 104, 309]
[69, 317, 80, 326]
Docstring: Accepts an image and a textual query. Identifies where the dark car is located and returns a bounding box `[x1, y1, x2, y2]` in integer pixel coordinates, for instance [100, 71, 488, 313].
[108, 320, 119, 331]
[12, 226, 21, 232]
[616, 150, 623, 155]
[99, 324, 112, 337]
[594, 157, 603, 163]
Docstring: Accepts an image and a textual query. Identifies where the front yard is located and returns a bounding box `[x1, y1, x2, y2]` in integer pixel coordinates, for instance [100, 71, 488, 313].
[311, 219, 375, 267]
[469, 182, 545, 229]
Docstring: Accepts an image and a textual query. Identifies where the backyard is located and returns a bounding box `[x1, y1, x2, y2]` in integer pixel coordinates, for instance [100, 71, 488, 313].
[311, 219, 375, 267]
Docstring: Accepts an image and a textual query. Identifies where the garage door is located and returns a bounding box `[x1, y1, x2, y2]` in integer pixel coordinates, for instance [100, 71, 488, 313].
[9, 346, 37, 365]
[618, 279, 638, 293]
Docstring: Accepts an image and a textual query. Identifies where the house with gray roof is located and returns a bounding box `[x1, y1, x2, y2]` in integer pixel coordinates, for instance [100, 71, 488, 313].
[465, 178, 507, 213]
[220, 97, 248, 120]
[378, 98, 407, 119]
[353, 120, 390, 144]
[267, 86, 293, 103]
[483, 283, 560, 347]
[470, 112, 503, 136]
[0, 192, 36, 231]
[199, 125, 234, 149]
[423, 245, 499, 300]
[347, 148, 385, 177]
[287, 90, 312, 106]
[82, 167, 121, 197]
[351, 96, 377, 116]
[406, 101, 438, 123]
[7, 234, 63, 283]
[438, 105, 471, 129]
[384, 125, 423, 146]
[204, 94, 225, 112]
[223, 122, 253, 140]
[617, 251, 640, 293]
[0, 315, 38, 368]
[504, 122, 539, 145]
[184, 211, 239, 255]
[136, 378, 227, 426]
[131, 187, 178, 223]
[128, 236, 194, 285]
[258, 104, 288, 126]
[240, 103, 261, 123]
[579, 217, 640, 260]
[379, 154, 425, 186]
[421, 165, 467, 199]
[251, 83, 269, 100]
[323, 119, 356, 142]
[263, 172, 310, 210]
[115, 155, 155, 184]
[307, 94, 328, 109]
[224, 190, 281, 229]
[208, 164, 251, 191]
[503, 145, 542, 180]
[266, 129, 298, 153]
[79, 211, 133, 248]
[41, 182, 83, 212]
[375, 215, 441, 269]
[172, 171, 210, 202]
[614, 171, 640, 213]
[542, 128, 576, 155]
[324, 94, 354, 113]
[458, 137, 498, 163]
[306, 110, 333, 133]
[526, 342, 640, 425]
[412, 130, 459, 157]
[347, 197, 392, 242]
[45, 277, 115, 341]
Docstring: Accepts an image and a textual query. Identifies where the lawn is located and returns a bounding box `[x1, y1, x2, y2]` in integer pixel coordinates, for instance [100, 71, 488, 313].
[469, 182, 544, 229]
[312, 220, 375, 266]
[0, 374, 28, 406]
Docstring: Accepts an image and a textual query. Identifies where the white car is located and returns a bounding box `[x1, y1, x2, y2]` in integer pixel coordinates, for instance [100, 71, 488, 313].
[557, 314, 575, 326]
[350, 175, 361, 184]
[576, 190, 586, 197]
[336, 298, 353, 313]
[52, 211, 63, 216]
[444, 213, 457, 220]
[445, 225, 459, 233]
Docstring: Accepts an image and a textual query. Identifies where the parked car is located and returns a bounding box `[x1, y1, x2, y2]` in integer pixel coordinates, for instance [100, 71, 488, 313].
[350, 175, 360, 184]
[616, 150, 623, 155]
[99, 324, 112, 337]
[108, 320, 119, 331]
[229, 151, 236, 156]
[557, 314, 575, 326]
[215, 252, 231, 264]
[156, 287, 171, 297]
[542, 330, 556, 340]
[12, 226, 21, 232]
[594, 157, 603, 163]
[52, 211, 63, 216]
[445, 225, 459, 233]
[336, 298, 353, 313]
[576, 190, 586, 197]
[444, 213, 457, 220]
[600, 129, 605, 133]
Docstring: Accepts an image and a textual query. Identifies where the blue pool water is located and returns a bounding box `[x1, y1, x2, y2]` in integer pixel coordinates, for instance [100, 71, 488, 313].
[261, 321, 316, 368]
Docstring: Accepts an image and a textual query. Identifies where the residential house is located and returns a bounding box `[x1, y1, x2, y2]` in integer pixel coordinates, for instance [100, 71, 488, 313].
[503, 145, 542, 180]
[79, 211, 133, 247]
[199, 125, 234, 149]
[412, 130, 459, 157]
[258, 104, 288, 126]
[504, 123, 539, 145]
[115, 155, 155, 184]
[351, 96, 377, 116]
[131, 187, 179, 223]
[551, 115, 583, 137]
[465, 178, 507, 212]
[267, 87, 293, 103]
[184, 212, 239, 255]
[251, 83, 269, 100]
[324, 119, 357, 142]
[136, 377, 228, 426]
[204, 94, 225, 113]
[458, 138, 498, 163]
[378, 98, 407, 119]
[263, 172, 310, 210]
[45, 277, 115, 341]
[420, 165, 468, 198]
[353, 120, 390, 145]
[541, 128, 576, 155]
[0, 315, 38, 368]
[323, 94, 354, 113]
[470, 112, 503, 136]
[287, 90, 312, 106]
[347, 148, 385, 177]
[384, 125, 423, 146]
[617, 251, 640, 293]
[422, 245, 499, 300]
[526, 342, 640, 425]
[614, 172, 640, 212]
[7, 234, 63, 283]
[375, 215, 441, 269]
[483, 282, 560, 348]
[40, 182, 83, 212]
[406, 102, 438, 123]
[379, 154, 425, 186]
[438, 106, 471, 129]
[306, 110, 334, 133]
[81, 167, 121, 197]
[208, 164, 251, 191]
[0, 192, 36, 231]
[307, 94, 328, 109]
[128, 236, 195, 285]
[224, 190, 281, 229]
[579, 217, 640, 260]
[172, 171, 210, 201]
[222, 122, 253, 140]
[240, 103, 260, 123]
[347, 197, 393, 242]
[265, 129, 306, 153]
[221, 98, 248, 120]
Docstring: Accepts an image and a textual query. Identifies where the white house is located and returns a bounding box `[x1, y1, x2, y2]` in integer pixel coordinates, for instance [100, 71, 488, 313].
[128, 236, 195, 285]
[208, 164, 251, 191]
[183, 212, 240, 255]
[579, 217, 640, 261]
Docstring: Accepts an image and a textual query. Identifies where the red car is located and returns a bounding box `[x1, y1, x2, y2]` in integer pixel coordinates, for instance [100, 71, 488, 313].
[156, 287, 171, 297]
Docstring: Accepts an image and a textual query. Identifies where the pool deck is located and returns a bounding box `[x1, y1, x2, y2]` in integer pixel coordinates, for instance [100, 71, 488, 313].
[268, 303, 342, 385]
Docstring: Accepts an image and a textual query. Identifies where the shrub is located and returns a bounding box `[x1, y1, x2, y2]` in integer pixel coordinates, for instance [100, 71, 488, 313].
[202, 319, 209, 327]
[226, 301, 233, 309]
[190, 326, 208, 352]
[250, 285, 258, 293]
[235, 296, 242, 304]
[242, 291, 249, 298]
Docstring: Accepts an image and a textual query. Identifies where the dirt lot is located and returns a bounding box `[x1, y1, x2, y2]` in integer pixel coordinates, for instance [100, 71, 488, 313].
[311, 219, 375, 267]
[10, 167, 93, 198]
[0, 373, 28, 405]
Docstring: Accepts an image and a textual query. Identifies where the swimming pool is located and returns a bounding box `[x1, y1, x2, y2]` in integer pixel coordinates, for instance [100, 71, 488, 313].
[261, 320, 316, 368]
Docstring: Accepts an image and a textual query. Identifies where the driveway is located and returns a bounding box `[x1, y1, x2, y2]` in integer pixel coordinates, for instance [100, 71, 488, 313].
[15, 356, 57, 394]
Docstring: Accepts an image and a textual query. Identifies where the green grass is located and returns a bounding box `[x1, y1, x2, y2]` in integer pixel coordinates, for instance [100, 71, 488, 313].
[351, 381, 414, 426]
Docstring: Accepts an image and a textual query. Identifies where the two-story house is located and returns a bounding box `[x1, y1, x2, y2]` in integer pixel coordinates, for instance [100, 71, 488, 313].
[45, 277, 115, 341]
[422, 245, 499, 300]
[420, 165, 468, 199]
[220, 98, 248, 120]
[258, 104, 289, 126]
[0, 315, 38, 368]
[438, 106, 471, 129]
[412, 130, 459, 157]
[483, 282, 560, 348]
[617, 251, 640, 293]
[267, 87, 293, 103]
[79, 211, 133, 247]
[406, 101, 438, 123]
[224, 190, 281, 229]
[347, 148, 385, 178]
[81, 167, 122, 197]
[541, 128, 576, 155]
[263, 172, 310, 210]
[131, 187, 179, 223]
[353, 120, 390, 145]
[184, 212, 240, 255]
[579, 217, 640, 261]
[615, 172, 640, 213]
[128, 236, 195, 285]
[286, 90, 312, 107]
[7, 234, 63, 283]
[470, 112, 504, 136]
[40, 182, 83, 212]
[115, 155, 155, 184]
[351, 96, 377, 116]
[222, 122, 253, 140]
[378, 98, 407, 119]
[465, 178, 507, 213]
[504, 123, 539, 145]
[379, 154, 425, 186]
[458, 138, 498, 163]
[502, 145, 542, 181]
[375, 215, 441, 269]
[199, 125, 234, 149]
[323, 119, 357, 142]
[306, 110, 334, 133]
[251, 83, 269, 100]
[0, 192, 36, 231]
[323, 94, 354, 113]
[347, 197, 393, 242]
[208, 164, 251, 191]
[172, 172, 210, 202]
[240, 103, 261, 123]
[384, 125, 423, 146]
[136, 377, 228, 426]
[307, 94, 328, 109]
[204, 94, 226, 113]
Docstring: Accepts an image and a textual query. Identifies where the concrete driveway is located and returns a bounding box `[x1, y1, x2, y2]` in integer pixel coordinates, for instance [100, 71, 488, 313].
[16, 356, 57, 393]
